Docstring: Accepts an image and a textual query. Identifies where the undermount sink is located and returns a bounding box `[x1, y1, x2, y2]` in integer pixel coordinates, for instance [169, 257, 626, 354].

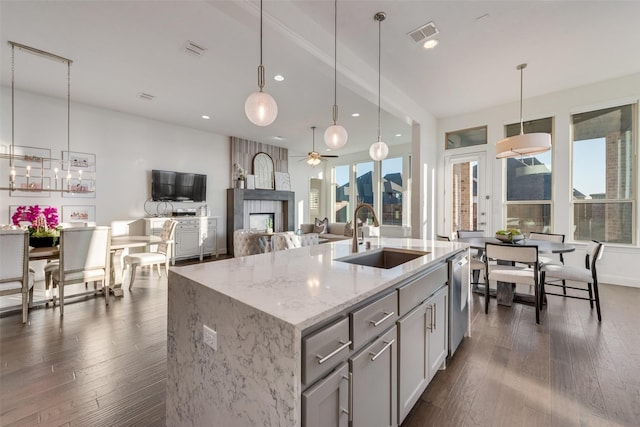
[335, 247, 430, 269]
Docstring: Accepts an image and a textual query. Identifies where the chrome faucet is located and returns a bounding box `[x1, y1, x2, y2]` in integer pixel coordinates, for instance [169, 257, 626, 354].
[352, 203, 380, 252]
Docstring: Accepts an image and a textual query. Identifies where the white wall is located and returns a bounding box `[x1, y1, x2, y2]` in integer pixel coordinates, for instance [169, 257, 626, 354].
[436, 73, 640, 287]
[1, 87, 230, 252]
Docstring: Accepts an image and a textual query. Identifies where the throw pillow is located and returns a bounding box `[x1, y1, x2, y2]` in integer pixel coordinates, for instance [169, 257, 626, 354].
[313, 217, 328, 234]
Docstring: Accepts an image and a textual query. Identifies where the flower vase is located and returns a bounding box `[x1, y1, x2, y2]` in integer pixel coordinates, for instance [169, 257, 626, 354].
[29, 236, 57, 248]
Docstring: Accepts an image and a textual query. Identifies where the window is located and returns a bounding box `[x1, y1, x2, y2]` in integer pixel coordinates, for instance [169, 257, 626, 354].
[446, 126, 487, 150]
[334, 164, 350, 222]
[381, 157, 403, 225]
[572, 104, 636, 244]
[332, 155, 411, 228]
[355, 161, 374, 223]
[504, 117, 553, 235]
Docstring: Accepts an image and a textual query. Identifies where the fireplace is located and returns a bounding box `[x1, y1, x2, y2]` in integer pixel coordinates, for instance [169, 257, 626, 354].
[249, 213, 275, 231]
[227, 188, 295, 256]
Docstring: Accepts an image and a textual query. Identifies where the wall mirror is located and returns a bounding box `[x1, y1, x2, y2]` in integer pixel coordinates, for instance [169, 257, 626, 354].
[253, 152, 274, 190]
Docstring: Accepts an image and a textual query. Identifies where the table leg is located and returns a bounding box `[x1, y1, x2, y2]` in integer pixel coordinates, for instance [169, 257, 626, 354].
[109, 249, 125, 297]
[496, 281, 515, 306]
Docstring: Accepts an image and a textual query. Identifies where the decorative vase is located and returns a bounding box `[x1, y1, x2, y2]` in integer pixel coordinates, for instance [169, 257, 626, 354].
[29, 236, 57, 248]
[235, 179, 245, 189]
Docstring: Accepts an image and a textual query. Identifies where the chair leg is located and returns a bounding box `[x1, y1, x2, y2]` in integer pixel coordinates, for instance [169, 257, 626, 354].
[156, 263, 162, 277]
[59, 284, 64, 316]
[587, 283, 594, 309]
[485, 277, 490, 314]
[539, 271, 546, 310]
[562, 279, 567, 295]
[105, 278, 110, 306]
[129, 264, 138, 290]
[534, 278, 540, 324]
[22, 292, 29, 324]
[592, 280, 602, 321]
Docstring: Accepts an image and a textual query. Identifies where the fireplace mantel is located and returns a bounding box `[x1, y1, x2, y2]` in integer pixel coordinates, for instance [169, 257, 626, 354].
[226, 188, 295, 256]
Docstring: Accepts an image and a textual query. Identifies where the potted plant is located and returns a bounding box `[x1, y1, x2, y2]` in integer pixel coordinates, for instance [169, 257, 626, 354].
[11, 205, 60, 247]
[234, 163, 246, 189]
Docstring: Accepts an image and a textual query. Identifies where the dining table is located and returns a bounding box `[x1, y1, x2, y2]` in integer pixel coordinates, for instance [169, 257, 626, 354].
[456, 236, 575, 306]
[28, 234, 165, 298]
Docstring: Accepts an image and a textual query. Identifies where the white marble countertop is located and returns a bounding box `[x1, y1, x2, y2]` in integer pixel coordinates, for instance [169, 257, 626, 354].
[171, 237, 467, 331]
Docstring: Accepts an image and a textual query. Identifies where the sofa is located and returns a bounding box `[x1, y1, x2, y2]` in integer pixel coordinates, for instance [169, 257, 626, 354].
[299, 222, 351, 243]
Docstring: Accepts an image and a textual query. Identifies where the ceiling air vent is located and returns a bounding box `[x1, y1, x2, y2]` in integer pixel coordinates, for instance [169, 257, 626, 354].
[138, 92, 155, 101]
[408, 21, 439, 43]
[183, 40, 207, 56]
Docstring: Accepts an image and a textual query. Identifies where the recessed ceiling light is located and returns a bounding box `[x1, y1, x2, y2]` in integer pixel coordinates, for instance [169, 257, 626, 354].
[274, 75, 285, 82]
[395, 133, 402, 137]
[351, 113, 360, 117]
[423, 39, 439, 49]
[273, 136, 284, 140]
[137, 92, 155, 100]
[202, 115, 210, 119]
[326, 148, 332, 152]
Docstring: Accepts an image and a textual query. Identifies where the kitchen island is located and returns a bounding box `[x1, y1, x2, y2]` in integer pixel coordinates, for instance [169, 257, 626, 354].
[167, 238, 468, 427]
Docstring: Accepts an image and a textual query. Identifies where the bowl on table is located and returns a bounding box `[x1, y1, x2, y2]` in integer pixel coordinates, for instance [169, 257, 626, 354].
[495, 231, 524, 243]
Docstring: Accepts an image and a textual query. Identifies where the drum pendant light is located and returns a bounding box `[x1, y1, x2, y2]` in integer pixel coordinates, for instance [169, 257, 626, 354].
[369, 12, 389, 161]
[245, 0, 278, 126]
[324, 0, 348, 149]
[495, 64, 551, 158]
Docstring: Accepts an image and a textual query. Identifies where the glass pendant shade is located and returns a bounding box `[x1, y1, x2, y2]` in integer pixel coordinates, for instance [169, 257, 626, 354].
[369, 140, 389, 161]
[244, 91, 278, 126]
[324, 124, 348, 149]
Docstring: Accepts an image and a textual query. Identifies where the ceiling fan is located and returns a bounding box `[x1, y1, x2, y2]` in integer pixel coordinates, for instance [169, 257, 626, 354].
[297, 126, 339, 166]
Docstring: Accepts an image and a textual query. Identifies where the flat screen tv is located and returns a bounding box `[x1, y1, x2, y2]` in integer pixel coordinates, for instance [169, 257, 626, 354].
[151, 170, 207, 202]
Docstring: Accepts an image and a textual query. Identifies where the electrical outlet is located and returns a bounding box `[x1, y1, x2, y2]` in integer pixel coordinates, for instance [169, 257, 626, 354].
[203, 324, 217, 351]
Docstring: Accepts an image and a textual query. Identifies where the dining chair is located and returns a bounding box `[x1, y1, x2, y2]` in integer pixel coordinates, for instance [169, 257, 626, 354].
[50, 226, 112, 316]
[540, 240, 604, 321]
[529, 231, 567, 294]
[273, 232, 320, 251]
[0, 229, 35, 323]
[123, 219, 177, 289]
[233, 229, 268, 257]
[436, 234, 451, 242]
[456, 230, 486, 288]
[485, 242, 541, 323]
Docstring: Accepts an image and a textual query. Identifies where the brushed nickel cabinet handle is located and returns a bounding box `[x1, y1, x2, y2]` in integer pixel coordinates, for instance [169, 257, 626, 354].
[316, 340, 352, 365]
[341, 374, 351, 419]
[369, 311, 395, 327]
[369, 339, 395, 362]
[426, 305, 433, 331]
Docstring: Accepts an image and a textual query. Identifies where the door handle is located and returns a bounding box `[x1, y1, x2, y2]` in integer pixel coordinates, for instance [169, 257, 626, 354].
[316, 340, 352, 365]
[369, 339, 395, 362]
[369, 311, 395, 327]
[341, 373, 351, 421]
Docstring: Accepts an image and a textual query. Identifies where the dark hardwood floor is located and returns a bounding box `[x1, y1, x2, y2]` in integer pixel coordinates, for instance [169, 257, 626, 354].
[1, 265, 639, 426]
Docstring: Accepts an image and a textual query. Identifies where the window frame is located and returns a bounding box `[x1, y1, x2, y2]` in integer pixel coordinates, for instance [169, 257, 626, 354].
[570, 102, 638, 245]
[502, 117, 555, 235]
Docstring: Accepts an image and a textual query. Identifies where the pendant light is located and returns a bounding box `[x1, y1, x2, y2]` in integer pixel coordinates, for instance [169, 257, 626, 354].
[324, 0, 348, 149]
[245, 0, 278, 126]
[369, 12, 389, 161]
[495, 64, 551, 158]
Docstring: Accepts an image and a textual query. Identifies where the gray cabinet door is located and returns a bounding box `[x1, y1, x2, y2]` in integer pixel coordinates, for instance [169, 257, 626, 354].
[427, 286, 448, 381]
[302, 363, 349, 427]
[397, 302, 428, 424]
[350, 326, 397, 427]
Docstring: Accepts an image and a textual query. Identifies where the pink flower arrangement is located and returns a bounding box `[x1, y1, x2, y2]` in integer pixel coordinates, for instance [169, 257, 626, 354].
[11, 205, 60, 237]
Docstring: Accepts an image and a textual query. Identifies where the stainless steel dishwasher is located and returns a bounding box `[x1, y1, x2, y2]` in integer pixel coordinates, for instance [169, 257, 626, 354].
[448, 250, 470, 357]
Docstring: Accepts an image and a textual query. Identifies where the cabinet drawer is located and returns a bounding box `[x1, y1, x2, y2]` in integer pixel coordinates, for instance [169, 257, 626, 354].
[397, 264, 447, 317]
[350, 291, 398, 350]
[302, 317, 350, 387]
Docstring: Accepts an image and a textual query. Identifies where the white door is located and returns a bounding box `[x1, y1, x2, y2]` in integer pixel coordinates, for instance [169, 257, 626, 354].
[444, 153, 489, 237]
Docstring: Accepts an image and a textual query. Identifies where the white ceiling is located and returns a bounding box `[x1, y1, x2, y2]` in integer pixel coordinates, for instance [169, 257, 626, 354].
[2, 1, 639, 157]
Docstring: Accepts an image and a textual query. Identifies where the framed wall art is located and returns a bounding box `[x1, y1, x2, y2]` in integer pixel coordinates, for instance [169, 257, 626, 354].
[62, 205, 96, 223]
